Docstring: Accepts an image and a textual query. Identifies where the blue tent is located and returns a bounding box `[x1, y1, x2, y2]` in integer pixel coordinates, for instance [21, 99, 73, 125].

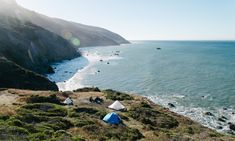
[103, 112, 121, 124]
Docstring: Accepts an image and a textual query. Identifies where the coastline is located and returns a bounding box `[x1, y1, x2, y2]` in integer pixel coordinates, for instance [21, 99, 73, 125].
[49, 46, 123, 91]
[47, 43, 235, 135]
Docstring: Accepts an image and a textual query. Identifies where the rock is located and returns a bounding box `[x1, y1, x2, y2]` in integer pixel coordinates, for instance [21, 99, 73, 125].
[229, 123, 235, 131]
[223, 107, 228, 110]
[47, 66, 55, 74]
[100, 59, 103, 62]
[168, 103, 176, 108]
[97, 70, 101, 73]
[156, 48, 161, 50]
[221, 116, 228, 120]
[204, 112, 215, 116]
[217, 126, 223, 129]
[218, 118, 226, 122]
[107, 62, 110, 64]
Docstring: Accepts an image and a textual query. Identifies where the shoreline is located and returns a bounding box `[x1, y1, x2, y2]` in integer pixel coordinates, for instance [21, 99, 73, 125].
[47, 44, 235, 135]
[50, 47, 123, 91]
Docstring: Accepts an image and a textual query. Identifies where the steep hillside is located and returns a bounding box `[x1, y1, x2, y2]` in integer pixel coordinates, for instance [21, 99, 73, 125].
[1, 0, 129, 47]
[0, 57, 58, 91]
[0, 16, 79, 74]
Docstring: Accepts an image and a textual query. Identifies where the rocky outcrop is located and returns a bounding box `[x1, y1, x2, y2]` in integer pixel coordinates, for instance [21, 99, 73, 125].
[0, 57, 58, 91]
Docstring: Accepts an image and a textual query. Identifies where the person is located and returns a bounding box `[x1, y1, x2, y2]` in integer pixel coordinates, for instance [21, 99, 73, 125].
[89, 96, 94, 103]
[69, 97, 74, 105]
[94, 96, 103, 104]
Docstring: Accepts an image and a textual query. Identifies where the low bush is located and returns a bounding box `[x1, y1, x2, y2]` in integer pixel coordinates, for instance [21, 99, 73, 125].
[28, 132, 51, 141]
[82, 124, 143, 141]
[75, 107, 107, 119]
[20, 103, 67, 117]
[26, 94, 61, 105]
[103, 89, 133, 101]
[0, 125, 29, 141]
[128, 104, 179, 129]
[0, 115, 9, 120]
[140, 101, 152, 108]
[73, 119, 95, 127]
[73, 87, 101, 92]
[40, 117, 73, 130]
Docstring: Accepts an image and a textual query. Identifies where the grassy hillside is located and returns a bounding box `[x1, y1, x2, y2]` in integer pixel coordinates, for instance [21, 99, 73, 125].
[0, 88, 234, 141]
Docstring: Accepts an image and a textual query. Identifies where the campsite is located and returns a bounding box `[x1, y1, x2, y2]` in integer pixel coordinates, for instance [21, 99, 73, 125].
[0, 88, 234, 141]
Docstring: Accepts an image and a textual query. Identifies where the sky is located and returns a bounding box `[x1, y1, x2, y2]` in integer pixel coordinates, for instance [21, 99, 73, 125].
[16, 0, 235, 40]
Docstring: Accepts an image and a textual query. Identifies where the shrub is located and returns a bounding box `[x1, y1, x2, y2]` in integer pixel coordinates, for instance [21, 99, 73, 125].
[29, 132, 51, 141]
[128, 104, 179, 129]
[140, 102, 152, 108]
[0, 115, 9, 121]
[75, 107, 107, 119]
[20, 103, 67, 117]
[82, 124, 143, 141]
[41, 117, 73, 130]
[0, 125, 29, 141]
[7, 118, 25, 127]
[72, 136, 86, 141]
[15, 114, 49, 123]
[103, 89, 133, 101]
[73, 87, 101, 92]
[26, 94, 61, 105]
[73, 119, 95, 127]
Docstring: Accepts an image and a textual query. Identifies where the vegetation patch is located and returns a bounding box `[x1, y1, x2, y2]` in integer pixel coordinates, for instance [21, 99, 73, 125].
[73, 87, 101, 92]
[103, 89, 134, 101]
[0, 124, 29, 141]
[26, 94, 61, 105]
[75, 107, 107, 119]
[19, 103, 67, 117]
[82, 124, 143, 141]
[128, 103, 179, 129]
[1, 90, 234, 141]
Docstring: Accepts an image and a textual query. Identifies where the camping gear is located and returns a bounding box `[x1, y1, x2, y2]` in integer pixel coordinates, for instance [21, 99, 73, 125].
[63, 97, 73, 105]
[103, 112, 121, 124]
[108, 100, 125, 111]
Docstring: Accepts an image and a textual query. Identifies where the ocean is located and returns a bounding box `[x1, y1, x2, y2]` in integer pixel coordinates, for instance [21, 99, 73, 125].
[48, 41, 235, 133]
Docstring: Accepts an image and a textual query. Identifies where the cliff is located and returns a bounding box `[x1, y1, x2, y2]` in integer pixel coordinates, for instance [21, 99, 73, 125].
[0, 57, 58, 91]
[0, 16, 79, 74]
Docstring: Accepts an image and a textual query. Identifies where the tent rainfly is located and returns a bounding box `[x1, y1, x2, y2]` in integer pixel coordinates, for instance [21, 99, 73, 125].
[63, 97, 73, 105]
[103, 112, 121, 124]
[108, 100, 125, 111]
